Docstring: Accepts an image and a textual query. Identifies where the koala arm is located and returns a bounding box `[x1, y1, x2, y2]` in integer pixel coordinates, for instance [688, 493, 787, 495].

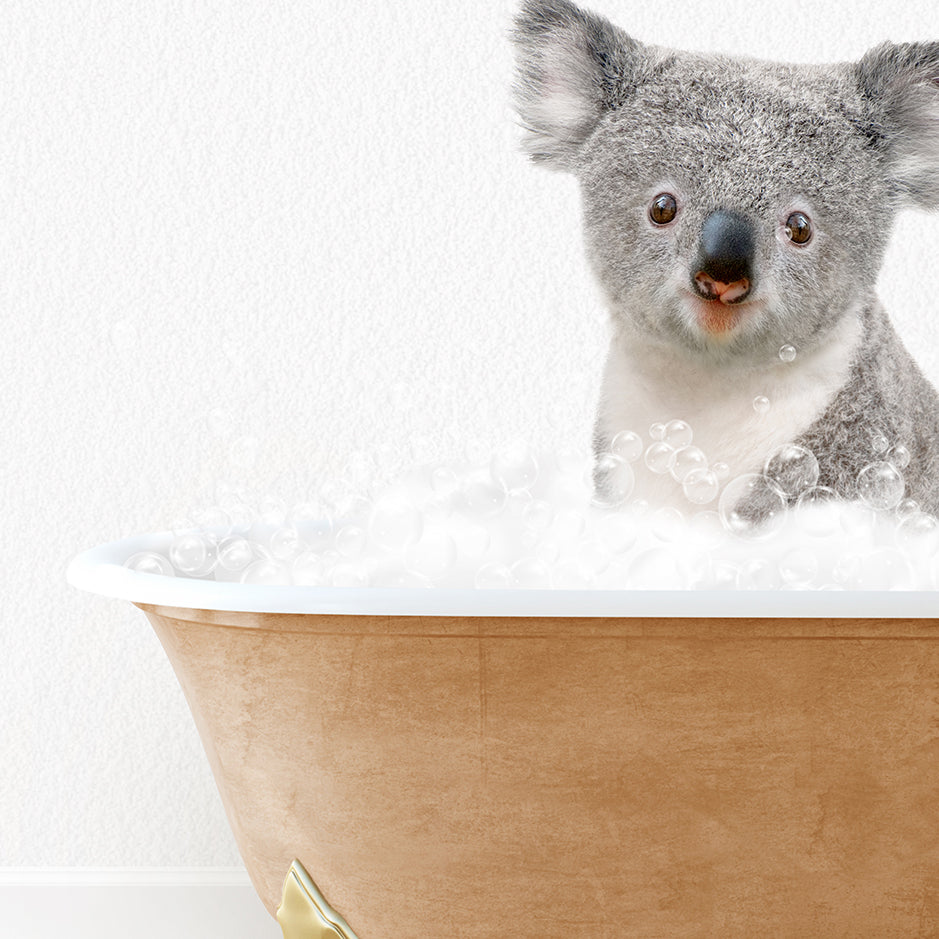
[795, 301, 939, 514]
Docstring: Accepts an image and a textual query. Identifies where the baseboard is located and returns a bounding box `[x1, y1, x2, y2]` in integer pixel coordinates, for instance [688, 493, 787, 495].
[0, 868, 281, 939]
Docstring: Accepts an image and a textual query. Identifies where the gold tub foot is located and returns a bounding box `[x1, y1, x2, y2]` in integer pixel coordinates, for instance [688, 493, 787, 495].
[276, 860, 360, 939]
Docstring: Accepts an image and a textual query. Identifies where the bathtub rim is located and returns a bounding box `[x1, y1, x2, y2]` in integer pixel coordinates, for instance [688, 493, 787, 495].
[67, 530, 939, 618]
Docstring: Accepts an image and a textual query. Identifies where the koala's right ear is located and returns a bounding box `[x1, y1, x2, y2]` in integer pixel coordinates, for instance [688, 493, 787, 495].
[511, 0, 648, 171]
[855, 42, 939, 209]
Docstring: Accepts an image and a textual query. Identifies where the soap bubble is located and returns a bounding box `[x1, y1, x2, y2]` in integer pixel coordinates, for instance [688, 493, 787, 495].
[644, 442, 675, 475]
[795, 487, 839, 537]
[779, 548, 818, 587]
[169, 532, 214, 575]
[895, 498, 919, 521]
[610, 430, 643, 462]
[431, 466, 460, 498]
[552, 508, 587, 542]
[663, 419, 693, 449]
[522, 499, 554, 533]
[125, 551, 174, 576]
[896, 512, 939, 554]
[475, 562, 513, 589]
[736, 557, 781, 590]
[763, 444, 819, 497]
[627, 548, 688, 589]
[649, 422, 666, 440]
[597, 511, 640, 555]
[753, 395, 770, 415]
[718, 474, 787, 539]
[330, 563, 369, 587]
[553, 557, 596, 589]
[408, 527, 457, 579]
[778, 344, 797, 363]
[887, 444, 911, 470]
[835, 548, 913, 590]
[670, 446, 707, 482]
[217, 536, 254, 572]
[683, 467, 720, 505]
[463, 477, 507, 517]
[369, 497, 423, 551]
[651, 506, 685, 542]
[711, 461, 730, 481]
[270, 526, 303, 560]
[857, 461, 905, 511]
[870, 431, 889, 454]
[591, 453, 635, 507]
[241, 559, 290, 585]
[336, 525, 367, 558]
[292, 551, 325, 586]
[491, 439, 538, 491]
[511, 557, 552, 588]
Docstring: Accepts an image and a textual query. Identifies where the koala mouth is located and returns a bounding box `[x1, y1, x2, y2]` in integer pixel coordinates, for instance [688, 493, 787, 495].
[683, 284, 759, 337]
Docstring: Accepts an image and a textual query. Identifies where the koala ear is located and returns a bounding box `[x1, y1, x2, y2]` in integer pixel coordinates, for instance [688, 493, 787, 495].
[511, 0, 647, 170]
[855, 42, 939, 208]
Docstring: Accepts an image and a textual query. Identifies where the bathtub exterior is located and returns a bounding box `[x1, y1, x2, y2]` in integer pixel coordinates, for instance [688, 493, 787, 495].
[138, 602, 939, 938]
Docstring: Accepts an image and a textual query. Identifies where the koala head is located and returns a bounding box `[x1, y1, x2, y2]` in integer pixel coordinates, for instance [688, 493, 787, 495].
[512, 0, 939, 365]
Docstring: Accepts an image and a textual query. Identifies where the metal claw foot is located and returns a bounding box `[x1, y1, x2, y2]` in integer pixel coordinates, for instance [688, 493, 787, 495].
[276, 860, 360, 939]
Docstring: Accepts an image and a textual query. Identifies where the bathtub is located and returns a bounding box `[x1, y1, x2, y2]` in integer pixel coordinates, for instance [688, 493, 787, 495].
[68, 531, 939, 938]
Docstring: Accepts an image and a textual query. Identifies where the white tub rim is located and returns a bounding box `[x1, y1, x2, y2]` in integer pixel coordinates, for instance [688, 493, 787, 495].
[66, 531, 939, 618]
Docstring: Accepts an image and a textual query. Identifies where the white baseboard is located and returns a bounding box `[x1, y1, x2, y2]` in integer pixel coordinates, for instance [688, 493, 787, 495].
[0, 869, 281, 939]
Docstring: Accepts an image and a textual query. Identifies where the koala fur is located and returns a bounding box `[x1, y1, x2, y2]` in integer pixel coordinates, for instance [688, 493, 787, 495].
[511, 0, 939, 515]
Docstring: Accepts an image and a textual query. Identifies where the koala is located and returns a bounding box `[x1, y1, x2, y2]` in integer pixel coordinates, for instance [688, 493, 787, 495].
[511, 0, 939, 516]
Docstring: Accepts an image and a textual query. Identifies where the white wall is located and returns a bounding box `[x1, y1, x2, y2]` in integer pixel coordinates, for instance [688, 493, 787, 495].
[3, 0, 938, 924]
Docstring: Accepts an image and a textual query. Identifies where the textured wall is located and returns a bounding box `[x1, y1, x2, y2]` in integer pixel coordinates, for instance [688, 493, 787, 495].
[3, 0, 938, 866]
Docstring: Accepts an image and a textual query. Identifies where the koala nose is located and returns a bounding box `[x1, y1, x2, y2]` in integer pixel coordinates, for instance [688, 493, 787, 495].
[693, 210, 754, 304]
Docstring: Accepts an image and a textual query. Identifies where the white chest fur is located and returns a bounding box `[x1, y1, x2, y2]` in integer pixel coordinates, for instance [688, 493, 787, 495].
[595, 313, 863, 506]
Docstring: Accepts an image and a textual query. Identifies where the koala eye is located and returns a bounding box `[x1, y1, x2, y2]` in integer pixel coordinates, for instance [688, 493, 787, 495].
[785, 212, 812, 245]
[649, 193, 678, 226]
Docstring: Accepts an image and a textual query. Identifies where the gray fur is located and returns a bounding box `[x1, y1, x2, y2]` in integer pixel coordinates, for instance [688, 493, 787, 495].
[512, 0, 939, 514]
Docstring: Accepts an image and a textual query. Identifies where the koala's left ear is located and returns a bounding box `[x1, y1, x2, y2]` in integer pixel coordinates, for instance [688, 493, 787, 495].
[855, 42, 939, 208]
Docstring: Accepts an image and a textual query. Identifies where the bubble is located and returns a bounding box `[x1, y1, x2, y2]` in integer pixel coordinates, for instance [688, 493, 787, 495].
[752, 395, 771, 415]
[778, 343, 797, 363]
[511, 557, 552, 588]
[718, 474, 787, 539]
[431, 466, 460, 499]
[711, 461, 730, 481]
[887, 444, 911, 470]
[292, 551, 325, 586]
[369, 497, 423, 551]
[259, 495, 288, 527]
[779, 548, 819, 586]
[463, 476, 507, 517]
[475, 562, 513, 589]
[644, 442, 675, 475]
[450, 518, 490, 561]
[408, 527, 457, 579]
[330, 563, 369, 588]
[670, 446, 708, 483]
[795, 486, 839, 537]
[870, 432, 889, 454]
[683, 468, 720, 505]
[663, 420, 693, 449]
[763, 443, 819, 497]
[836, 548, 913, 590]
[597, 511, 639, 555]
[627, 548, 688, 589]
[241, 559, 290, 585]
[736, 557, 781, 590]
[169, 532, 214, 575]
[217, 536, 254, 572]
[651, 506, 685, 542]
[490, 439, 538, 491]
[125, 551, 174, 576]
[523, 499, 554, 533]
[688, 510, 725, 549]
[336, 525, 367, 558]
[552, 508, 587, 542]
[610, 430, 643, 462]
[191, 506, 233, 538]
[649, 422, 666, 441]
[591, 453, 636, 508]
[895, 498, 920, 521]
[857, 461, 905, 511]
[553, 557, 596, 589]
[896, 512, 939, 554]
[270, 526, 303, 560]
